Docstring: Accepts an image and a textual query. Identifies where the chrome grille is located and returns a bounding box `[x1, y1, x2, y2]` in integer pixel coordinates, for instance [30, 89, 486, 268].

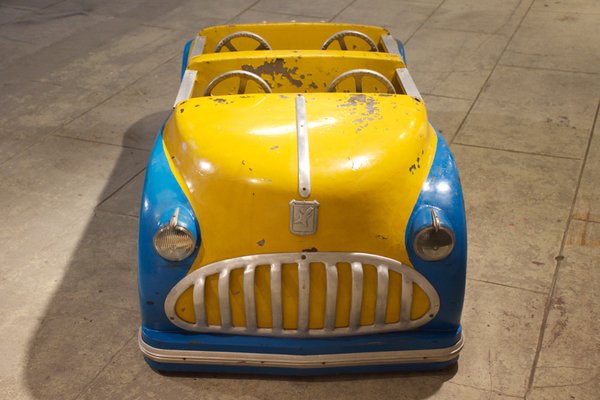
[164, 252, 440, 337]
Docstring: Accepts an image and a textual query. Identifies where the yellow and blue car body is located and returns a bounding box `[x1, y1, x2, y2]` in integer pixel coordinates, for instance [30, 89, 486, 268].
[138, 23, 467, 374]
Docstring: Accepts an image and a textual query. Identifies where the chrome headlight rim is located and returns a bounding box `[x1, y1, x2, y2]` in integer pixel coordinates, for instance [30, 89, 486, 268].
[153, 208, 197, 262]
[412, 209, 455, 261]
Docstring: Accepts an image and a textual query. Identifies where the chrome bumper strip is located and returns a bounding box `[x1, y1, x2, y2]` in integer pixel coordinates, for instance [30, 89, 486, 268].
[139, 330, 464, 368]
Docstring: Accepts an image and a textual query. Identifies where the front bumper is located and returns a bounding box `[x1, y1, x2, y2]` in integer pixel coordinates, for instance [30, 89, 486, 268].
[139, 326, 463, 374]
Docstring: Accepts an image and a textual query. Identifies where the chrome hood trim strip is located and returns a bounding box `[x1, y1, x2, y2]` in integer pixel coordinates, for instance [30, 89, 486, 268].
[295, 94, 311, 198]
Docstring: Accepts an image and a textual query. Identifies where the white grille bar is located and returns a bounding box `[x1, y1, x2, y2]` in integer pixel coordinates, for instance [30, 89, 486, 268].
[243, 264, 256, 330]
[218, 269, 231, 328]
[297, 261, 310, 332]
[375, 265, 389, 326]
[324, 263, 338, 331]
[192, 276, 206, 328]
[270, 262, 283, 331]
[164, 252, 440, 338]
[349, 262, 364, 329]
[400, 276, 414, 323]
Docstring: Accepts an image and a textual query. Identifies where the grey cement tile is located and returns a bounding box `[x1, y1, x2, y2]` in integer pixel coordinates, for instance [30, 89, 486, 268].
[96, 171, 145, 217]
[528, 219, 600, 400]
[405, 28, 507, 100]
[23, 305, 137, 400]
[39, 25, 183, 95]
[500, 10, 600, 74]
[0, 8, 110, 44]
[0, 184, 90, 277]
[141, 0, 250, 32]
[0, 36, 36, 69]
[531, 0, 600, 15]
[36, 211, 140, 315]
[424, 94, 473, 142]
[452, 279, 546, 397]
[426, 0, 526, 36]
[454, 66, 600, 159]
[77, 336, 514, 400]
[0, 80, 106, 165]
[231, 9, 324, 24]
[0, 0, 64, 8]
[452, 144, 580, 293]
[57, 58, 178, 149]
[573, 113, 600, 223]
[333, 0, 440, 42]
[253, 0, 353, 20]
[45, 0, 152, 17]
[0, 135, 148, 204]
[0, 4, 36, 24]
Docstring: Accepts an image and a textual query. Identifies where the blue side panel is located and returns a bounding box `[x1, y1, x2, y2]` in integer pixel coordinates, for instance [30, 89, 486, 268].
[404, 129, 467, 330]
[180, 39, 193, 80]
[138, 123, 200, 331]
[395, 39, 407, 65]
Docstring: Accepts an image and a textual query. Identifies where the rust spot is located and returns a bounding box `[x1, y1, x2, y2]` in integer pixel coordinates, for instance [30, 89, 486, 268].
[257, 239, 265, 246]
[212, 98, 227, 103]
[376, 235, 388, 240]
[309, 82, 318, 89]
[242, 58, 303, 88]
[302, 247, 318, 252]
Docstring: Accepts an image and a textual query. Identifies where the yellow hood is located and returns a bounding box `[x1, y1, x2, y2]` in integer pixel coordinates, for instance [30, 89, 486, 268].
[163, 92, 436, 268]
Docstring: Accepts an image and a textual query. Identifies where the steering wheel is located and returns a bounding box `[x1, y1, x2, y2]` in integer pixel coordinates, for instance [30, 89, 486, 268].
[203, 70, 272, 96]
[321, 30, 378, 52]
[214, 31, 272, 52]
[327, 69, 396, 94]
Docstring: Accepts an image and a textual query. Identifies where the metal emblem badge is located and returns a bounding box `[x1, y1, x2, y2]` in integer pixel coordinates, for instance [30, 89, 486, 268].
[289, 200, 319, 235]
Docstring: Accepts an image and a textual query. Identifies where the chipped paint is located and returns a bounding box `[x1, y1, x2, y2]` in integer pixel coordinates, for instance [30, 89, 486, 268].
[241, 58, 303, 88]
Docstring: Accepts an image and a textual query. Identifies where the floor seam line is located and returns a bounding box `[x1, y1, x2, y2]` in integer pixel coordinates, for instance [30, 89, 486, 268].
[451, 142, 582, 161]
[495, 62, 600, 76]
[72, 332, 138, 400]
[327, 0, 358, 22]
[525, 98, 600, 395]
[94, 208, 140, 219]
[467, 278, 548, 295]
[96, 167, 147, 208]
[403, 0, 447, 45]
[246, 8, 327, 20]
[449, 0, 535, 146]
[52, 134, 152, 152]
[226, 0, 263, 23]
[0, 53, 178, 170]
[422, 92, 473, 101]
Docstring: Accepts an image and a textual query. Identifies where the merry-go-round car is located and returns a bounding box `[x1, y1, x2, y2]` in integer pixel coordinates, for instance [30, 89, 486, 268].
[137, 22, 467, 375]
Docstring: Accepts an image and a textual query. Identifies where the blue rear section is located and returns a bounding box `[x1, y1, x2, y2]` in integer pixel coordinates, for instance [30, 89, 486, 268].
[138, 125, 200, 331]
[180, 39, 193, 79]
[395, 39, 407, 64]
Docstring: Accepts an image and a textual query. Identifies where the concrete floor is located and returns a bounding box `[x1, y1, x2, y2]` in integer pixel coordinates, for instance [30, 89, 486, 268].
[0, 0, 598, 398]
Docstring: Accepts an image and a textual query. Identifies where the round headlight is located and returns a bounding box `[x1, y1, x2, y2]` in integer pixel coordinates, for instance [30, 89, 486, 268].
[413, 209, 455, 261]
[153, 224, 195, 261]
